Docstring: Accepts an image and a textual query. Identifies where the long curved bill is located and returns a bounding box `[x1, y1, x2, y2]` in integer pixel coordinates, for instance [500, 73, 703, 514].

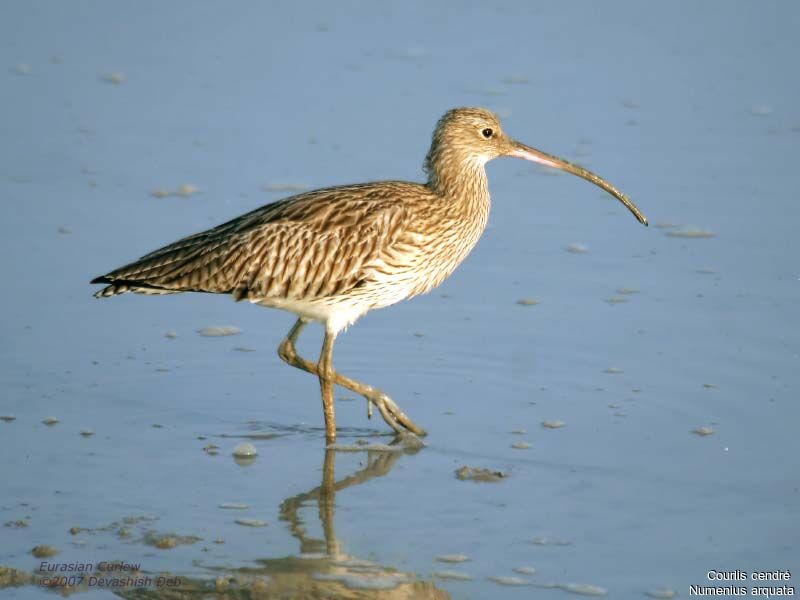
[508, 141, 648, 226]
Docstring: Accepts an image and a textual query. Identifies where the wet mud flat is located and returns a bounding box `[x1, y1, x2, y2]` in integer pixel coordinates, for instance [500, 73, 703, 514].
[2, 0, 800, 598]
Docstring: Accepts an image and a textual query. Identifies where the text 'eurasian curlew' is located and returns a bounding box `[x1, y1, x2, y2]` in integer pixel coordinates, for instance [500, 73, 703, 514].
[92, 107, 647, 443]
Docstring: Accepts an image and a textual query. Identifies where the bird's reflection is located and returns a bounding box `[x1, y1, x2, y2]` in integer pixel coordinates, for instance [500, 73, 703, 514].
[1, 442, 451, 598]
[279, 447, 401, 557]
[136, 443, 448, 599]
[240, 446, 450, 598]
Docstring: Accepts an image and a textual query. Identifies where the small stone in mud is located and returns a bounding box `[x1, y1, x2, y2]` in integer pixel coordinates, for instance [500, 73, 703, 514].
[517, 298, 539, 306]
[215, 576, 230, 591]
[692, 426, 714, 436]
[219, 503, 250, 510]
[645, 588, 677, 599]
[511, 441, 532, 450]
[232, 442, 257, 458]
[80, 430, 94, 437]
[455, 466, 507, 482]
[42, 416, 59, 426]
[605, 296, 627, 304]
[175, 183, 199, 197]
[616, 287, 639, 295]
[69, 527, 83, 535]
[665, 228, 715, 239]
[146, 533, 201, 549]
[435, 554, 470, 563]
[100, 71, 126, 84]
[0, 415, 16, 422]
[566, 243, 589, 254]
[233, 346, 256, 352]
[151, 423, 163, 428]
[4, 519, 28, 528]
[198, 326, 241, 337]
[604, 367, 623, 374]
[702, 383, 716, 389]
[511, 428, 527, 434]
[213, 538, 225, 544]
[151, 188, 170, 198]
[31, 545, 58, 558]
[434, 570, 473, 581]
[153, 537, 177, 549]
[513, 566, 537, 575]
[235, 519, 267, 527]
[203, 444, 220, 455]
[164, 331, 178, 339]
[542, 420, 565, 429]
[487, 575, 531, 586]
[117, 527, 131, 538]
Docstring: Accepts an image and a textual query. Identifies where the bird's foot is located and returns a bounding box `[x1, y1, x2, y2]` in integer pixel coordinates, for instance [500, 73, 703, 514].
[367, 391, 427, 437]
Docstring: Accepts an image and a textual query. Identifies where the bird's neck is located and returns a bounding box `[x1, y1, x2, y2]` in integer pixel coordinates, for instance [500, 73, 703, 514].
[425, 159, 490, 215]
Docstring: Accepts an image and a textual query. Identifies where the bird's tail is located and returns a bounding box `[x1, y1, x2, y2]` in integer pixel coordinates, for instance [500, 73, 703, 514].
[91, 276, 182, 298]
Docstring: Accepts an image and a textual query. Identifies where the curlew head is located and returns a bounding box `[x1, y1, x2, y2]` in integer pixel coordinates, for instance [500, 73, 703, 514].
[424, 107, 647, 226]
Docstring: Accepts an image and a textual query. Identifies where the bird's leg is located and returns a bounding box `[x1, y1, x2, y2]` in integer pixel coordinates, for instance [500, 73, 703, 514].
[277, 319, 426, 437]
[318, 328, 337, 443]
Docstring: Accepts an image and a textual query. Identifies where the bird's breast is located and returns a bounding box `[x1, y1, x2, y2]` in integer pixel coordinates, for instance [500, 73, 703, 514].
[366, 194, 490, 306]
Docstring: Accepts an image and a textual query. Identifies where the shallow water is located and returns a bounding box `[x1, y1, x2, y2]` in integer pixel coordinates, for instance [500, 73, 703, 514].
[1, 1, 798, 598]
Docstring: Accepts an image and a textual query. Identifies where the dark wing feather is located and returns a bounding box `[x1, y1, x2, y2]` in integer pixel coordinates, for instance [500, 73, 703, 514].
[92, 183, 412, 301]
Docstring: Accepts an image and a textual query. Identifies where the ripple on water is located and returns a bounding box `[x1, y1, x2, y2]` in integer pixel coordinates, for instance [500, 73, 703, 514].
[434, 554, 470, 563]
[545, 582, 607, 596]
[665, 228, 716, 239]
[234, 519, 267, 527]
[566, 243, 590, 254]
[645, 588, 678, 599]
[487, 575, 531, 586]
[433, 570, 473, 581]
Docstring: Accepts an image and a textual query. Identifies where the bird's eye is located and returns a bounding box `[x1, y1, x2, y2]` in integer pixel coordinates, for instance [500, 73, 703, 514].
[481, 128, 493, 139]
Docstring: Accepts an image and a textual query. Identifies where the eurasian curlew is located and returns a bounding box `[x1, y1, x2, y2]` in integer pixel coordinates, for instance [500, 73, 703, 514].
[92, 107, 647, 443]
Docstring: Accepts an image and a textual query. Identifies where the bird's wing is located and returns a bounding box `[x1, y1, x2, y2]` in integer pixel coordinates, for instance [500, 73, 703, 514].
[92, 184, 410, 301]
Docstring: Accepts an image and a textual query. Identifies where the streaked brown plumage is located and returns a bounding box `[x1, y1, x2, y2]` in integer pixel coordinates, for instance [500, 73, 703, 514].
[92, 107, 647, 443]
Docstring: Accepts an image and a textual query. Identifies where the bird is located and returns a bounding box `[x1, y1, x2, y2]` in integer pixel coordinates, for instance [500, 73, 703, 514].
[91, 107, 647, 444]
